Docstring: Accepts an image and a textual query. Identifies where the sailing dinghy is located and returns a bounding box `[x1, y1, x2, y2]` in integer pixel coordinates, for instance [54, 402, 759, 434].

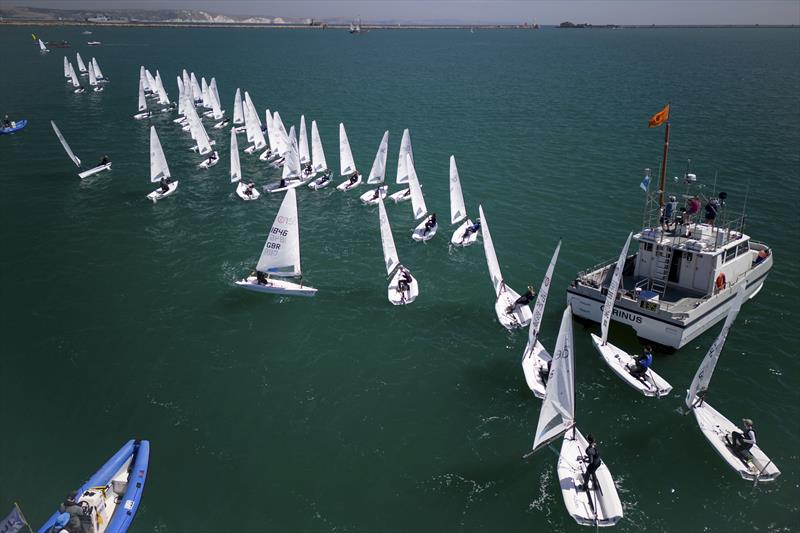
[39, 39, 50, 53]
[230, 129, 259, 200]
[378, 198, 419, 305]
[51, 120, 111, 179]
[408, 155, 437, 241]
[389, 128, 414, 203]
[521, 241, 562, 398]
[479, 204, 532, 329]
[232, 88, 245, 126]
[133, 80, 151, 120]
[685, 289, 780, 482]
[76, 52, 88, 75]
[265, 135, 302, 194]
[63, 56, 70, 78]
[526, 306, 623, 527]
[91, 57, 107, 82]
[88, 62, 103, 92]
[448, 156, 478, 246]
[308, 120, 332, 190]
[359, 131, 390, 205]
[590, 232, 673, 397]
[67, 61, 84, 93]
[146, 126, 178, 202]
[336, 123, 362, 191]
[37, 440, 149, 533]
[236, 187, 317, 297]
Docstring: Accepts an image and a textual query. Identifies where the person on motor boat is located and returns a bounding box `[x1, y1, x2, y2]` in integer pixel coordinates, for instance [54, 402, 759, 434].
[159, 176, 171, 193]
[256, 271, 269, 285]
[628, 345, 653, 379]
[57, 491, 84, 533]
[507, 285, 535, 313]
[727, 418, 756, 454]
[2, 115, 10, 128]
[461, 218, 481, 243]
[100, 155, 109, 166]
[422, 213, 437, 235]
[580, 434, 602, 491]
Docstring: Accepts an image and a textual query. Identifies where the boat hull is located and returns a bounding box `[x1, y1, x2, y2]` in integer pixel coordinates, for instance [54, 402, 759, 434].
[236, 276, 317, 297]
[360, 185, 387, 205]
[147, 181, 179, 202]
[450, 219, 478, 247]
[521, 339, 551, 399]
[0, 119, 28, 135]
[309, 176, 332, 190]
[236, 182, 260, 201]
[388, 268, 418, 305]
[412, 219, 437, 242]
[389, 188, 411, 203]
[590, 334, 672, 397]
[79, 162, 111, 179]
[337, 174, 362, 191]
[494, 286, 532, 330]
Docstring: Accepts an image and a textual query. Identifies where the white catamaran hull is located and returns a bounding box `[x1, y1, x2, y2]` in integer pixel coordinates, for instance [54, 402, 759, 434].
[146, 181, 179, 202]
[389, 188, 411, 203]
[388, 269, 418, 305]
[590, 334, 673, 397]
[337, 174, 362, 191]
[690, 400, 780, 482]
[558, 428, 624, 528]
[236, 182, 260, 201]
[521, 339, 551, 399]
[494, 286, 532, 330]
[236, 276, 317, 297]
[360, 186, 388, 205]
[450, 219, 478, 247]
[412, 219, 437, 242]
[79, 163, 112, 179]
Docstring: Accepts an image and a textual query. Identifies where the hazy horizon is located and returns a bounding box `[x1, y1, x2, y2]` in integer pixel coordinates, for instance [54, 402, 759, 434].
[7, 0, 800, 25]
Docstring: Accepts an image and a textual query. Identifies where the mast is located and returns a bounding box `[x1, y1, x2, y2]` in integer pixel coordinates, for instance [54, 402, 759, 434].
[657, 121, 670, 208]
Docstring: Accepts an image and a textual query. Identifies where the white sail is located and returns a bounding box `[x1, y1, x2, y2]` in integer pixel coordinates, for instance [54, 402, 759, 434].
[479, 205, 504, 297]
[531, 306, 576, 453]
[210, 83, 224, 120]
[181, 70, 190, 99]
[282, 135, 301, 180]
[247, 101, 267, 150]
[233, 88, 244, 124]
[91, 57, 104, 79]
[367, 131, 389, 185]
[39, 39, 48, 51]
[138, 80, 147, 112]
[245, 92, 262, 128]
[378, 199, 400, 276]
[145, 69, 157, 93]
[149, 126, 171, 183]
[140, 66, 151, 92]
[311, 120, 327, 172]
[230, 129, 241, 183]
[407, 154, 427, 220]
[273, 111, 288, 154]
[190, 73, 202, 101]
[339, 123, 357, 176]
[210, 78, 221, 108]
[190, 109, 212, 155]
[156, 75, 170, 105]
[176, 77, 185, 115]
[76, 52, 87, 73]
[600, 233, 633, 345]
[686, 289, 746, 409]
[526, 241, 562, 351]
[68, 62, 80, 88]
[201, 77, 211, 108]
[243, 96, 256, 143]
[51, 121, 81, 168]
[265, 110, 277, 150]
[256, 188, 301, 277]
[298, 116, 311, 165]
[396, 128, 414, 184]
[449, 155, 466, 225]
[88, 63, 98, 87]
[63, 56, 69, 77]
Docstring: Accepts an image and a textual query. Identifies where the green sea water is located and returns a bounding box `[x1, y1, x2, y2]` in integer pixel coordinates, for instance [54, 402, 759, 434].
[1, 25, 798, 532]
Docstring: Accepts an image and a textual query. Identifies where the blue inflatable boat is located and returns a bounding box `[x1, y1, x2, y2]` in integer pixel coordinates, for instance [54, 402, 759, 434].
[0, 119, 28, 135]
[38, 440, 149, 533]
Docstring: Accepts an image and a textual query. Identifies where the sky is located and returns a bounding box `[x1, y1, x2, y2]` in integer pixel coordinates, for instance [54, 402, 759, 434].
[9, 0, 800, 25]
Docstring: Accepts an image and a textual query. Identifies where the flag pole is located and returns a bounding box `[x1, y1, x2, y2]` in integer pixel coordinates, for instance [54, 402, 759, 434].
[14, 502, 35, 533]
[658, 120, 670, 208]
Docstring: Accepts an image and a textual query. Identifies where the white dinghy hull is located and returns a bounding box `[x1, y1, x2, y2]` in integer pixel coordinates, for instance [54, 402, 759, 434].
[146, 181, 179, 202]
[308, 175, 332, 190]
[236, 182, 261, 201]
[199, 152, 219, 169]
[360, 186, 388, 205]
[521, 339, 551, 399]
[494, 286, 532, 330]
[337, 174, 362, 191]
[558, 428, 624, 528]
[389, 188, 411, 203]
[79, 163, 111, 179]
[590, 334, 673, 397]
[388, 268, 419, 305]
[450, 219, 478, 247]
[412, 219, 437, 242]
[690, 400, 780, 482]
[236, 276, 317, 297]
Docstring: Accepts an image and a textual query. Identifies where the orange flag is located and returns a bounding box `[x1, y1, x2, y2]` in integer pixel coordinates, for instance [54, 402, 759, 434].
[648, 104, 670, 128]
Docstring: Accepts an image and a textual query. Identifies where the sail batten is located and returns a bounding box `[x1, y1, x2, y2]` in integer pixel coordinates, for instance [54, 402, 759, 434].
[600, 233, 633, 344]
[256, 188, 302, 277]
[367, 131, 389, 185]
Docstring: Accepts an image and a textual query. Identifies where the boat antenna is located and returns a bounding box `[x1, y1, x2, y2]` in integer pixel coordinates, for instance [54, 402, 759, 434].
[742, 180, 750, 233]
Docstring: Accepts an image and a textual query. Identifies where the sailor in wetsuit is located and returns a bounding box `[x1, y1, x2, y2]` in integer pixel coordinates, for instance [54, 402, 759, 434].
[100, 155, 109, 166]
[628, 346, 653, 379]
[348, 171, 358, 186]
[159, 176, 171, 193]
[507, 285, 536, 314]
[422, 213, 437, 236]
[256, 271, 269, 285]
[397, 268, 412, 296]
[581, 434, 602, 491]
[461, 218, 481, 243]
[728, 418, 756, 454]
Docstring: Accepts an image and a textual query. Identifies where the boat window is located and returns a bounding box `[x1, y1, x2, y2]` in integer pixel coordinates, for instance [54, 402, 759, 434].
[724, 247, 737, 263]
[643, 242, 653, 252]
[736, 241, 750, 257]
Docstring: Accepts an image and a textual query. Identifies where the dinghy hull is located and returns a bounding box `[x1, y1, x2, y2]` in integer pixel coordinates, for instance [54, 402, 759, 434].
[690, 401, 780, 482]
[389, 188, 411, 203]
[590, 334, 673, 397]
[236, 276, 317, 297]
[558, 429, 623, 528]
[412, 219, 437, 242]
[521, 339, 552, 399]
[494, 287, 532, 329]
[236, 182, 260, 201]
[79, 162, 111, 179]
[309, 176, 332, 190]
[147, 181, 179, 202]
[337, 174, 362, 191]
[450, 219, 478, 247]
[360, 186, 388, 205]
[388, 268, 418, 305]
[199, 152, 219, 169]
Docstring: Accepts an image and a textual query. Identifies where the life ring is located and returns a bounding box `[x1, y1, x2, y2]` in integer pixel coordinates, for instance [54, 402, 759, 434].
[715, 273, 726, 290]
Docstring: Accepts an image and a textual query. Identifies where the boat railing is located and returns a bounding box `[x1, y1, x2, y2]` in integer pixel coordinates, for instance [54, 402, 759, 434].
[576, 256, 618, 283]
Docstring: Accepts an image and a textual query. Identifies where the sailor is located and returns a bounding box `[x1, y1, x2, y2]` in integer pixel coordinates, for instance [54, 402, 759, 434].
[209, 152, 218, 161]
[402, 188, 411, 198]
[2, 115, 10, 128]
[507, 285, 536, 313]
[304, 162, 313, 175]
[256, 271, 269, 285]
[628, 345, 653, 379]
[58, 491, 83, 533]
[100, 155, 109, 166]
[348, 171, 359, 185]
[581, 434, 602, 491]
[371, 188, 382, 200]
[753, 249, 770, 265]
[264, 148, 273, 160]
[686, 196, 701, 223]
[159, 176, 171, 193]
[538, 359, 552, 386]
[461, 218, 481, 243]
[728, 419, 756, 454]
[422, 213, 437, 235]
[397, 268, 412, 294]
[278, 177, 287, 189]
[319, 169, 331, 184]
[244, 182, 255, 196]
